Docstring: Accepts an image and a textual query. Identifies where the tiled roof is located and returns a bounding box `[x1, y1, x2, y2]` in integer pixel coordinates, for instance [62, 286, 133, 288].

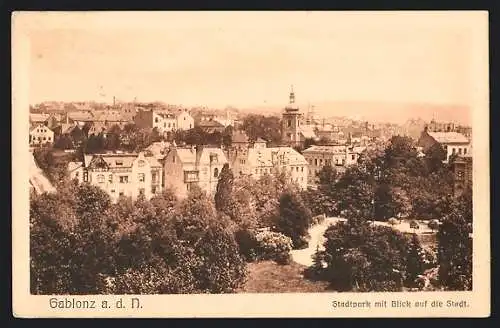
[68, 111, 94, 121]
[428, 132, 469, 144]
[29, 113, 50, 122]
[303, 145, 347, 154]
[83, 153, 162, 169]
[248, 147, 308, 167]
[197, 119, 225, 128]
[300, 125, 317, 139]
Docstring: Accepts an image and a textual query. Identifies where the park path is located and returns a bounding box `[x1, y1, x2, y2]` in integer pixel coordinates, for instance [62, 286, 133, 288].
[29, 150, 56, 194]
[290, 217, 432, 267]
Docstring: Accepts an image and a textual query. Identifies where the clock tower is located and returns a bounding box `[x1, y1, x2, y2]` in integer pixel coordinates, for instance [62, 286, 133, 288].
[281, 85, 303, 146]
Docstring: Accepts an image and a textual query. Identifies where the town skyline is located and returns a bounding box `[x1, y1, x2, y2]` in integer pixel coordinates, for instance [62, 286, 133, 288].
[24, 11, 475, 125]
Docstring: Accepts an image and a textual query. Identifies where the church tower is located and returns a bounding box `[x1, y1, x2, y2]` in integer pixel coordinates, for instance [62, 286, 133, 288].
[281, 85, 303, 146]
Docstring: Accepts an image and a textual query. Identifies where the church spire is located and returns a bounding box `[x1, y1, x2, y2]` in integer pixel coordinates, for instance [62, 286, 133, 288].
[289, 85, 295, 104]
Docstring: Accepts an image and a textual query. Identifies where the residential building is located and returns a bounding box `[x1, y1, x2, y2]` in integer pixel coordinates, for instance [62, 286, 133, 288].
[417, 129, 470, 163]
[65, 111, 95, 127]
[245, 145, 309, 189]
[134, 108, 194, 133]
[450, 155, 473, 197]
[87, 121, 107, 137]
[68, 152, 163, 201]
[302, 145, 366, 185]
[197, 118, 226, 133]
[163, 145, 228, 197]
[29, 124, 54, 146]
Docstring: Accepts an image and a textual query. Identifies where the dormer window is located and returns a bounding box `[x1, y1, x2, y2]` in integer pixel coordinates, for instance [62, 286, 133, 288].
[116, 160, 123, 166]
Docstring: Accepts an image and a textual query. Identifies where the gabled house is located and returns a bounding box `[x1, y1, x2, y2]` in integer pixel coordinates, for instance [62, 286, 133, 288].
[68, 152, 163, 201]
[163, 145, 228, 198]
[29, 124, 54, 146]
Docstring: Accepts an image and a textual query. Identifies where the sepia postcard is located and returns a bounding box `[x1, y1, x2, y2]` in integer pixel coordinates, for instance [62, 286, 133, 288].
[12, 11, 490, 318]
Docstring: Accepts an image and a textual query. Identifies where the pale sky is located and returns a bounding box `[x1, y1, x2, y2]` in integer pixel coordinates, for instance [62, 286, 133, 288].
[15, 11, 487, 122]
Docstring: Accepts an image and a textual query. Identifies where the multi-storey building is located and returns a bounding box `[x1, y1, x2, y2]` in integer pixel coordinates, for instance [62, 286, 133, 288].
[450, 154, 473, 197]
[68, 152, 163, 201]
[29, 124, 54, 146]
[302, 145, 366, 185]
[134, 108, 194, 134]
[163, 145, 228, 198]
[417, 128, 471, 163]
[246, 145, 309, 189]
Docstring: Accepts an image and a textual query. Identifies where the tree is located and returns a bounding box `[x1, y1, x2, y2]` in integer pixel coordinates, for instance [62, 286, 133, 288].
[214, 164, 234, 213]
[321, 221, 410, 292]
[241, 114, 282, 145]
[275, 191, 312, 249]
[437, 197, 472, 291]
[405, 234, 425, 287]
[428, 219, 440, 232]
[335, 164, 375, 222]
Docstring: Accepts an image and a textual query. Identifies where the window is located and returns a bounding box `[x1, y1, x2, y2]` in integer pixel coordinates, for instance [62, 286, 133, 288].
[152, 186, 157, 194]
[48, 137, 51, 141]
[296, 166, 299, 172]
[255, 168, 258, 174]
[138, 160, 146, 167]
[138, 173, 145, 182]
[119, 176, 129, 183]
[139, 188, 145, 195]
[75, 171, 79, 177]
[173, 156, 176, 163]
[314, 159, 318, 166]
[458, 148, 462, 155]
[155, 117, 159, 123]
[173, 123, 176, 128]
[452, 148, 456, 154]
[319, 159, 323, 165]
[168, 123, 171, 128]
[152, 172, 157, 183]
[214, 168, 219, 178]
[190, 124, 192, 129]
[351, 154, 355, 160]
[301, 167, 304, 172]
[97, 174, 105, 183]
[287, 119, 292, 127]
[108, 174, 113, 183]
[119, 191, 124, 196]
[464, 148, 467, 155]
[83, 171, 88, 182]
[342, 159, 345, 165]
[116, 160, 123, 166]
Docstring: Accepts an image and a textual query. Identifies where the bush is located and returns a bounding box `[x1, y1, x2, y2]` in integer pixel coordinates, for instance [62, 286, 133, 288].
[254, 229, 293, 265]
[235, 229, 259, 262]
[428, 219, 440, 232]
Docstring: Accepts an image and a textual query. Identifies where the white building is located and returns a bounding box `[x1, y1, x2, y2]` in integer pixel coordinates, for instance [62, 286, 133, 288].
[302, 145, 366, 185]
[68, 152, 163, 201]
[29, 124, 54, 146]
[417, 130, 471, 163]
[134, 108, 194, 133]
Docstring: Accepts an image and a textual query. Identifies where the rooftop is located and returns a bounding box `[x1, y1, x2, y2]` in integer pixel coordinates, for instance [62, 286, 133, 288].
[428, 131, 469, 144]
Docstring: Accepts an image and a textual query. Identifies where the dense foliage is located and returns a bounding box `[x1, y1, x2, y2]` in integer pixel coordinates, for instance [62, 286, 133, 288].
[30, 184, 246, 294]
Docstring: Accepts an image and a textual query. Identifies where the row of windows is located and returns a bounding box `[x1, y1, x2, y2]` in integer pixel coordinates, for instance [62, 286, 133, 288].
[254, 166, 304, 175]
[31, 136, 52, 142]
[92, 173, 146, 184]
[308, 156, 353, 166]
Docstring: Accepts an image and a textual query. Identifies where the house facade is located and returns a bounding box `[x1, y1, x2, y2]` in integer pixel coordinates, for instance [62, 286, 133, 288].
[417, 129, 471, 163]
[135, 108, 194, 133]
[450, 154, 473, 197]
[163, 145, 228, 198]
[68, 152, 163, 201]
[29, 124, 54, 146]
[302, 145, 365, 185]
